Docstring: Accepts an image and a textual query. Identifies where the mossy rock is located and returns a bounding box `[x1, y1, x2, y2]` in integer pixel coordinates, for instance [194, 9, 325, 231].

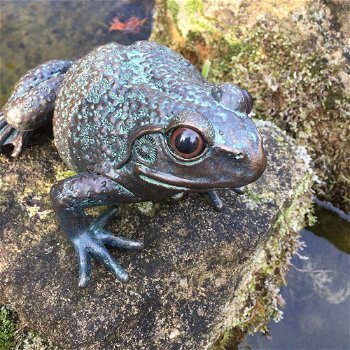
[0, 120, 313, 349]
[150, 0, 350, 213]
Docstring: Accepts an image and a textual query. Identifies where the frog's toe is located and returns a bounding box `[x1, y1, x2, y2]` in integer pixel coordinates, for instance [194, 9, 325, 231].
[67, 206, 143, 287]
[171, 192, 185, 202]
[0, 124, 13, 146]
[0, 113, 32, 157]
[8, 130, 32, 157]
[96, 230, 144, 250]
[90, 207, 119, 230]
[207, 190, 224, 212]
[233, 187, 245, 195]
[0, 114, 13, 146]
[88, 239, 129, 283]
[91, 207, 143, 249]
[77, 248, 92, 287]
[0, 114, 8, 132]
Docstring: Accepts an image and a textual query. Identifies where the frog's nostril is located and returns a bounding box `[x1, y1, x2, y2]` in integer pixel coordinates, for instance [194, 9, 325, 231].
[230, 151, 245, 161]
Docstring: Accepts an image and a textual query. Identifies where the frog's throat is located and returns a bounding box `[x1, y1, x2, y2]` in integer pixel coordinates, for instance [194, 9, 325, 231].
[136, 164, 209, 192]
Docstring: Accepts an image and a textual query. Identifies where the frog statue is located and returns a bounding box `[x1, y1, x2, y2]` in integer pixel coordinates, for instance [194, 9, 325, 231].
[0, 41, 267, 287]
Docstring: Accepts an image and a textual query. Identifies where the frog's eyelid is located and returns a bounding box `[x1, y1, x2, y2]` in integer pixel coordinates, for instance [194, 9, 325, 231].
[164, 111, 215, 144]
[165, 126, 209, 146]
[213, 84, 253, 114]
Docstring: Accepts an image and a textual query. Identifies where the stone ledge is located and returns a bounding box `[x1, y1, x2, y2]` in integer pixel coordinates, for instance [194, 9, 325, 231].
[0, 120, 313, 349]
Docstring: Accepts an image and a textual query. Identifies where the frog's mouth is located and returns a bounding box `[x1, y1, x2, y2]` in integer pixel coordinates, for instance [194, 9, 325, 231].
[136, 164, 209, 191]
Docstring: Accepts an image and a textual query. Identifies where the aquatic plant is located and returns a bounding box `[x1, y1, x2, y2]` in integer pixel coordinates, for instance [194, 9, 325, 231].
[109, 16, 146, 33]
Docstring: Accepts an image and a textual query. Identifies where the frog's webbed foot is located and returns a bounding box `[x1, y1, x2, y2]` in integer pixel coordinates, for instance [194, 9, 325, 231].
[207, 187, 245, 211]
[51, 173, 144, 287]
[72, 207, 143, 287]
[0, 113, 32, 156]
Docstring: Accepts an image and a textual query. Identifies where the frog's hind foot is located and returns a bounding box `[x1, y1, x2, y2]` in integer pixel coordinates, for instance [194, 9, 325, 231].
[73, 207, 144, 287]
[0, 112, 32, 157]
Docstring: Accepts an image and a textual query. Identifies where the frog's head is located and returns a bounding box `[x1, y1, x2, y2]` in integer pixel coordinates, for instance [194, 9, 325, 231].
[130, 83, 267, 193]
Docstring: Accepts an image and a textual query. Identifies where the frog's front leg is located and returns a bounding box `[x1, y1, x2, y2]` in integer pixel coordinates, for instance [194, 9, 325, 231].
[50, 172, 143, 287]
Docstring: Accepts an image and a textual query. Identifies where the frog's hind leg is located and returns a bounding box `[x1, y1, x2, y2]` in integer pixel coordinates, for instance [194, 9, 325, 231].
[0, 59, 73, 156]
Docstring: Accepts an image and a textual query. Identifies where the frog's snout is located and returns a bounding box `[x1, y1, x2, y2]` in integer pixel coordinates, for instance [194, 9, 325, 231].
[248, 139, 267, 182]
[215, 132, 267, 187]
[244, 134, 267, 183]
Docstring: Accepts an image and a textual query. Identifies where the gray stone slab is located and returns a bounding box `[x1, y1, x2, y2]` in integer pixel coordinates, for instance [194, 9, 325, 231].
[0, 120, 311, 349]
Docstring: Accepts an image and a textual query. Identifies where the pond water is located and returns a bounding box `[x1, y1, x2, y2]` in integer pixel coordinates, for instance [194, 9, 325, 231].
[1, 1, 349, 349]
[0, 0, 154, 106]
[239, 206, 350, 350]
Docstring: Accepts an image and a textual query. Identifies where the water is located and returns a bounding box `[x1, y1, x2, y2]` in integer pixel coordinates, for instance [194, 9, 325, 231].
[239, 206, 350, 350]
[0, 0, 154, 106]
[1, 2, 350, 349]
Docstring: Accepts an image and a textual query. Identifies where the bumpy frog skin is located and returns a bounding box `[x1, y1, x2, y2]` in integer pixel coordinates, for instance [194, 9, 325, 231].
[0, 41, 266, 286]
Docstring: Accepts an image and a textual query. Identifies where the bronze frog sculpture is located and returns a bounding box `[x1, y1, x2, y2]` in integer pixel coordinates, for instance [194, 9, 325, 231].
[0, 41, 267, 287]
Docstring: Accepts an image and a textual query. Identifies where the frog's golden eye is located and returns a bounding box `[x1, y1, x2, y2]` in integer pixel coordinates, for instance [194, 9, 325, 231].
[169, 127, 205, 159]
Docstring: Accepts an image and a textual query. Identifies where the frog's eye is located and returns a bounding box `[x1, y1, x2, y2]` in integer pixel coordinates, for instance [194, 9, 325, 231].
[169, 127, 205, 159]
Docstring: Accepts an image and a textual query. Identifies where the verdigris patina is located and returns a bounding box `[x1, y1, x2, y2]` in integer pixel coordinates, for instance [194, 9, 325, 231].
[0, 41, 266, 287]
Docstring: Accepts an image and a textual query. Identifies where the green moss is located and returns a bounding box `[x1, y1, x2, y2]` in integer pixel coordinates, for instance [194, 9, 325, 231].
[54, 167, 77, 181]
[155, 0, 349, 212]
[167, 0, 179, 23]
[181, 0, 218, 35]
[213, 14, 348, 213]
[0, 306, 54, 350]
[186, 30, 201, 42]
[17, 332, 53, 350]
[0, 306, 16, 350]
[184, 0, 203, 16]
[228, 40, 245, 57]
[133, 201, 156, 217]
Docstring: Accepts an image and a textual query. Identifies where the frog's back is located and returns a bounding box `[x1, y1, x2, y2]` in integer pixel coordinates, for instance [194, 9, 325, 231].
[53, 41, 208, 176]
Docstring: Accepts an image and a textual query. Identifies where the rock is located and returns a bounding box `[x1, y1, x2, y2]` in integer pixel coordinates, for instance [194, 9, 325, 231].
[150, 0, 350, 213]
[0, 120, 313, 349]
